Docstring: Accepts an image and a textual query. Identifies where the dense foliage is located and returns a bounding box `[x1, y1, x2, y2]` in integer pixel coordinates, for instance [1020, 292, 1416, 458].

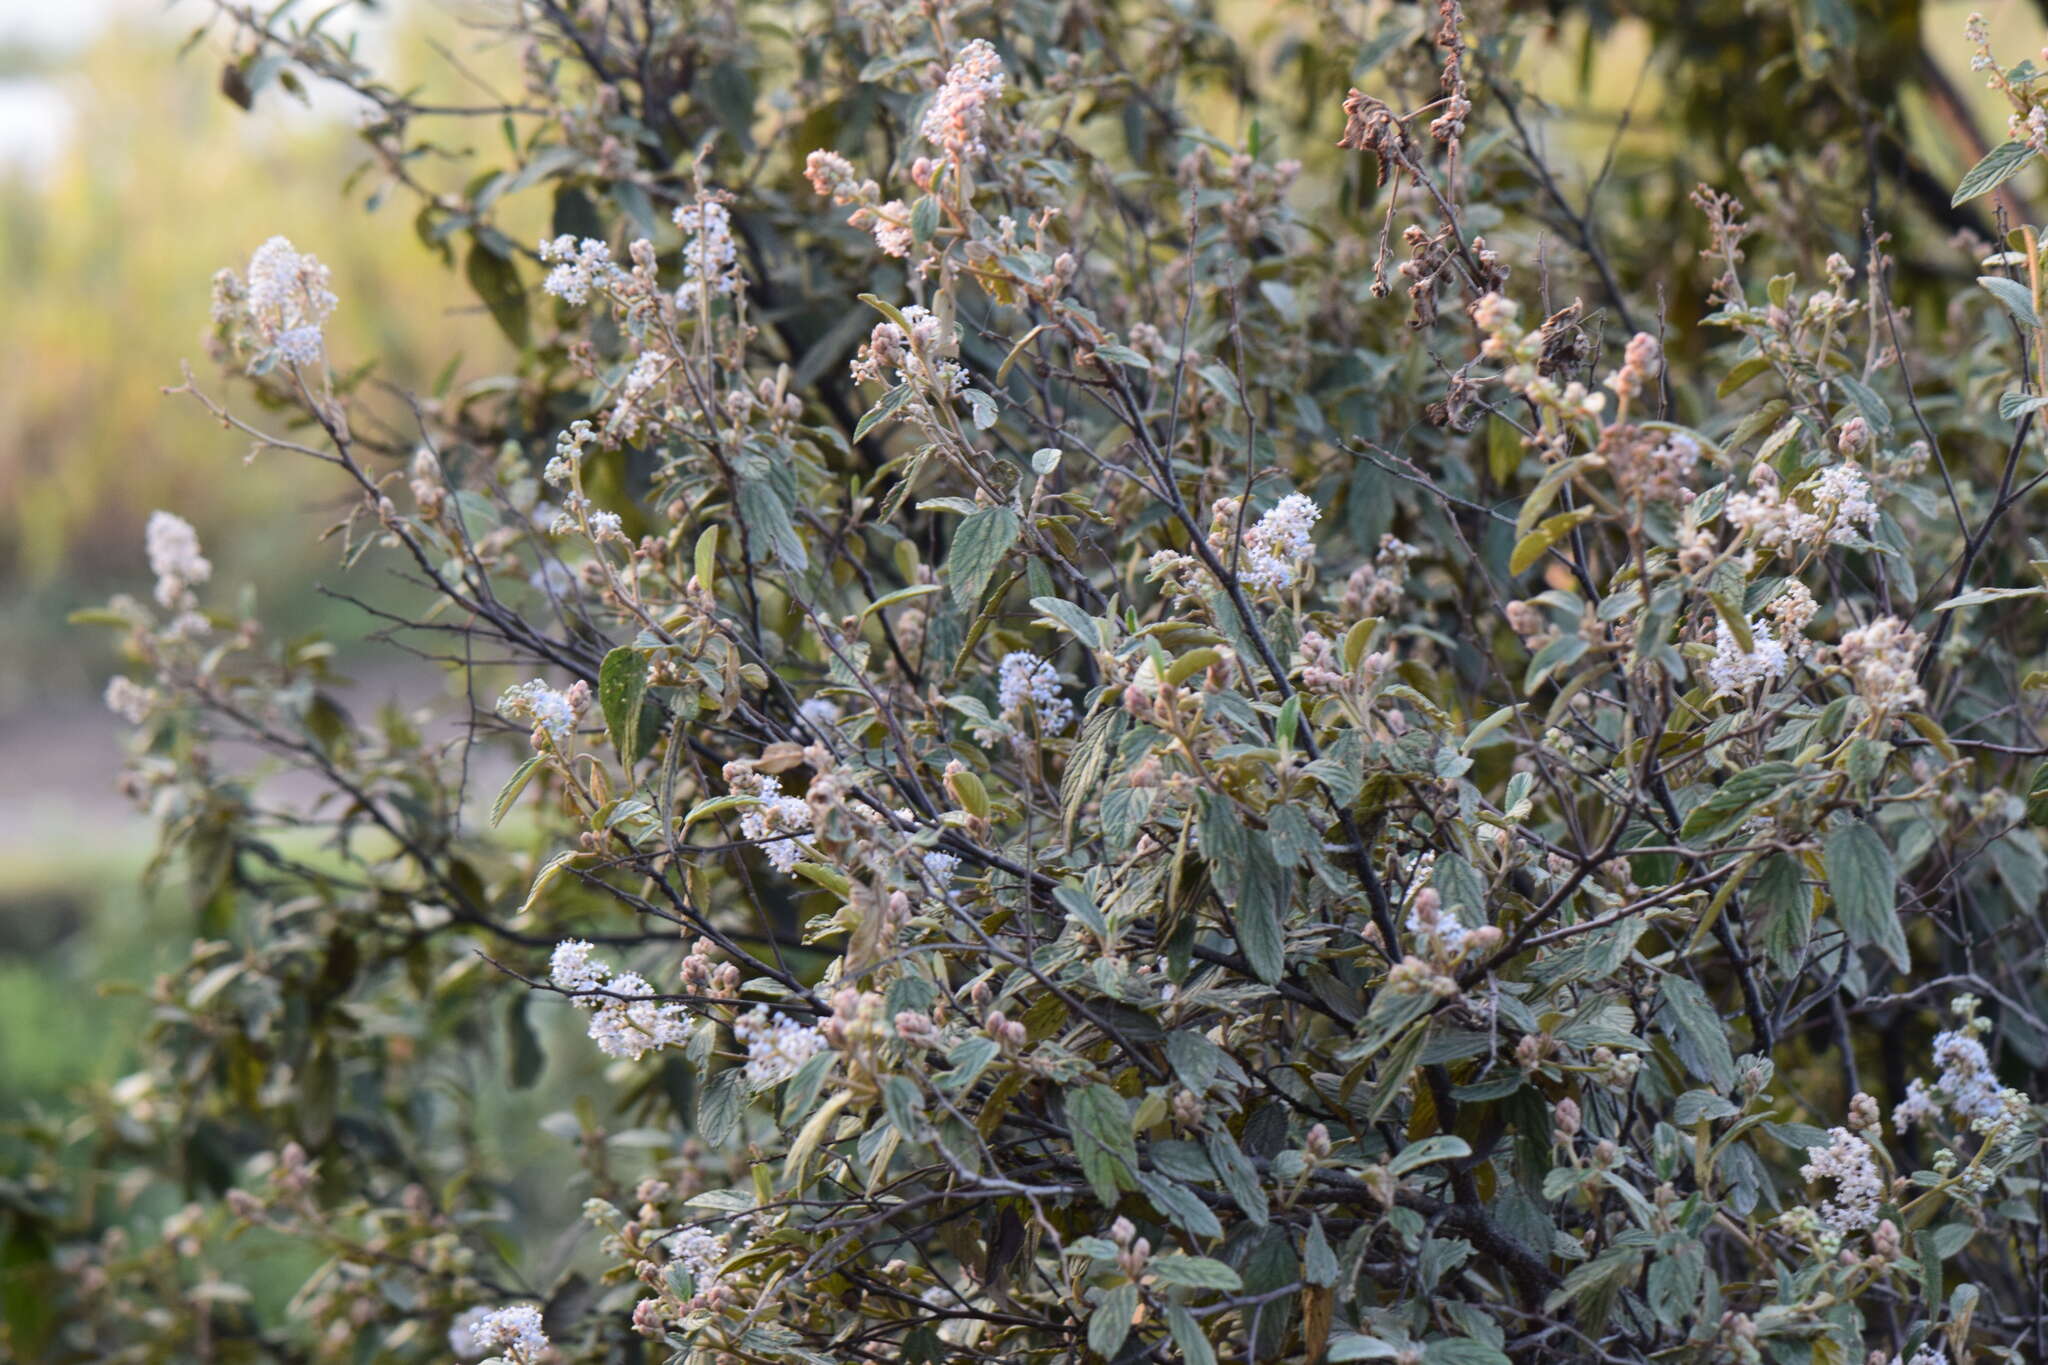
[21, 2, 2048, 1363]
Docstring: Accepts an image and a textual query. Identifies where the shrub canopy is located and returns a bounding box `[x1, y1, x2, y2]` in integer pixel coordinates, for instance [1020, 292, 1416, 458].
[18, 3, 2048, 1364]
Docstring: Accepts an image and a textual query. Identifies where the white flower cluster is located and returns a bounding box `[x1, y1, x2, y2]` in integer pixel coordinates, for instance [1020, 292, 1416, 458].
[672, 197, 744, 310]
[726, 763, 815, 872]
[1836, 615, 1926, 716]
[550, 939, 688, 1062]
[215, 236, 337, 368]
[803, 148, 913, 258]
[1799, 1125, 1882, 1234]
[1893, 1001, 2031, 1147]
[997, 651, 1074, 733]
[1237, 493, 1321, 591]
[1892, 1346, 1946, 1365]
[849, 304, 966, 395]
[467, 1304, 549, 1362]
[104, 675, 156, 725]
[671, 1225, 728, 1287]
[1725, 462, 1880, 554]
[1705, 617, 1789, 695]
[1810, 462, 1880, 541]
[733, 1005, 829, 1087]
[539, 234, 620, 305]
[145, 510, 212, 611]
[921, 39, 1005, 162]
[543, 420, 594, 488]
[1767, 580, 1819, 647]
[623, 351, 667, 400]
[497, 678, 580, 744]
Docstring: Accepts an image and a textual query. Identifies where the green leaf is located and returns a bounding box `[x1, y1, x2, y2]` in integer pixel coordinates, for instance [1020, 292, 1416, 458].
[518, 850, 582, 916]
[736, 476, 808, 571]
[1087, 1283, 1138, 1358]
[882, 1074, 925, 1140]
[694, 524, 720, 596]
[1825, 819, 1907, 971]
[1425, 1342, 1510, 1365]
[852, 383, 912, 440]
[1062, 709, 1125, 844]
[1953, 140, 2036, 205]
[464, 235, 529, 348]
[490, 754, 544, 827]
[1092, 342, 1153, 370]
[947, 505, 1019, 608]
[1657, 974, 1735, 1092]
[1716, 354, 1774, 398]
[1204, 1129, 1269, 1225]
[1166, 1305, 1219, 1365]
[1509, 507, 1594, 575]
[859, 583, 943, 624]
[1998, 390, 2048, 422]
[1679, 761, 1799, 843]
[1066, 1085, 1139, 1205]
[1978, 274, 2041, 330]
[2028, 762, 2048, 826]
[697, 1068, 742, 1148]
[1389, 1134, 1471, 1177]
[1836, 374, 1893, 438]
[1302, 1215, 1339, 1287]
[1150, 1254, 1243, 1290]
[1135, 1171, 1222, 1239]
[1233, 834, 1287, 984]
[1933, 585, 2045, 611]
[1326, 1336, 1402, 1362]
[1029, 595, 1100, 648]
[506, 994, 545, 1089]
[598, 647, 654, 766]
[961, 388, 999, 430]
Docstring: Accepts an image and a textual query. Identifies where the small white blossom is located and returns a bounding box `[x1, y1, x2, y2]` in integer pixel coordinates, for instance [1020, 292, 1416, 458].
[671, 1225, 728, 1287]
[1237, 493, 1321, 591]
[145, 510, 212, 611]
[469, 1304, 549, 1361]
[1894, 1001, 2032, 1143]
[539, 234, 619, 305]
[996, 651, 1074, 733]
[921, 39, 1006, 162]
[1836, 616, 1925, 716]
[550, 940, 608, 996]
[727, 764, 815, 871]
[498, 679, 578, 743]
[1705, 617, 1789, 695]
[239, 236, 337, 366]
[586, 970, 688, 1060]
[673, 197, 745, 310]
[549, 941, 686, 1061]
[1800, 1126, 1881, 1234]
[104, 675, 156, 725]
[1811, 462, 1880, 543]
[733, 1006, 829, 1087]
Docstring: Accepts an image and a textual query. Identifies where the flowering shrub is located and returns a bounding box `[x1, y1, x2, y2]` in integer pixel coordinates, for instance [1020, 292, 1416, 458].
[25, 2, 2048, 1363]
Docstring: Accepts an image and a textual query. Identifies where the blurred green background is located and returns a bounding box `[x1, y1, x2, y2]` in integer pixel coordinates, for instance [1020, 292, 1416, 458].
[0, 0, 516, 1113]
[0, 0, 2038, 1325]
